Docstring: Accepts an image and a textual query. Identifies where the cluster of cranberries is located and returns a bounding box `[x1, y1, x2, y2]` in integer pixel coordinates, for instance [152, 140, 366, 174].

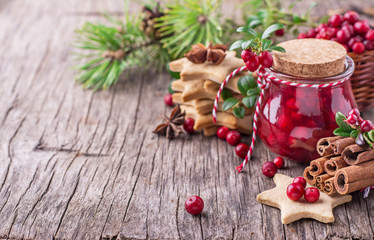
[216, 126, 251, 158]
[261, 157, 285, 178]
[287, 177, 320, 203]
[346, 108, 374, 132]
[241, 49, 273, 71]
[298, 11, 374, 54]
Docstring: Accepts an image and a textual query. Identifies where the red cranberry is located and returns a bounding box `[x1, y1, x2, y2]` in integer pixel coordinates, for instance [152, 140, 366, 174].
[292, 176, 307, 188]
[354, 35, 364, 42]
[286, 183, 305, 201]
[329, 27, 338, 38]
[185, 196, 204, 215]
[344, 11, 360, 24]
[261, 161, 278, 178]
[241, 49, 253, 62]
[318, 28, 332, 40]
[307, 29, 316, 38]
[217, 126, 230, 140]
[341, 24, 355, 36]
[259, 51, 273, 68]
[315, 33, 322, 39]
[348, 38, 358, 49]
[365, 30, 374, 41]
[354, 21, 370, 34]
[245, 55, 260, 72]
[273, 156, 285, 169]
[349, 108, 361, 117]
[352, 42, 365, 54]
[329, 14, 343, 28]
[346, 114, 358, 124]
[358, 117, 364, 124]
[304, 187, 320, 203]
[298, 33, 307, 39]
[226, 130, 241, 146]
[235, 143, 249, 159]
[336, 29, 351, 43]
[164, 93, 174, 106]
[361, 120, 374, 132]
[275, 29, 285, 36]
[364, 40, 374, 51]
[315, 23, 327, 32]
[183, 118, 195, 133]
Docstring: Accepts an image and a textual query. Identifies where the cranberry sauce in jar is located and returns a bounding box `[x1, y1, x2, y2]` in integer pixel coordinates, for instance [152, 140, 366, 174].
[257, 39, 356, 163]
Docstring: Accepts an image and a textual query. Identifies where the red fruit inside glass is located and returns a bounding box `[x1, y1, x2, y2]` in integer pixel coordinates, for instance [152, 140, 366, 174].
[304, 187, 320, 203]
[217, 126, 230, 140]
[292, 176, 307, 188]
[185, 196, 204, 215]
[258, 57, 357, 163]
[286, 183, 305, 201]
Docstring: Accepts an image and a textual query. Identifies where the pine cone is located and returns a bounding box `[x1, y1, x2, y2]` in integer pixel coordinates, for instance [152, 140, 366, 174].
[140, 4, 165, 40]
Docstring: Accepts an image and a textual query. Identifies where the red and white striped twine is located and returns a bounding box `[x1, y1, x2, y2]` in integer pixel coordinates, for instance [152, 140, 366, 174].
[212, 66, 350, 173]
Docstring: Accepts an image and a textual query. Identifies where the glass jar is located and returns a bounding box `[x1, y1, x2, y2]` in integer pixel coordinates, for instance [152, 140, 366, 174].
[257, 56, 356, 163]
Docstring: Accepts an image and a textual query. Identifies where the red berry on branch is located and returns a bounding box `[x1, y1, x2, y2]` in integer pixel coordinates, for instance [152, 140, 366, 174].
[226, 130, 241, 146]
[346, 114, 358, 124]
[164, 93, 174, 106]
[235, 143, 249, 159]
[354, 21, 370, 34]
[241, 49, 253, 62]
[358, 117, 364, 124]
[304, 187, 320, 203]
[297, 33, 307, 39]
[275, 29, 285, 36]
[245, 55, 260, 72]
[293, 176, 307, 188]
[273, 156, 285, 169]
[217, 126, 230, 140]
[185, 196, 204, 215]
[361, 120, 374, 132]
[352, 42, 365, 54]
[349, 108, 361, 117]
[261, 161, 278, 178]
[329, 14, 343, 28]
[183, 118, 195, 133]
[286, 183, 304, 201]
[365, 30, 374, 41]
[344, 11, 360, 24]
[259, 51, 273, 68]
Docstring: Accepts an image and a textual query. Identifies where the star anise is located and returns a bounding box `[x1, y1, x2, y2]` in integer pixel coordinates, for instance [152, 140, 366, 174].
[184, 43, 228, 64]
[153, 105, 186, 139]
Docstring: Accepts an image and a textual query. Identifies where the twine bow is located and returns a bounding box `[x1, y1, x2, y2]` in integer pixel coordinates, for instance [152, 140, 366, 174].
[212, 66, 350, 173]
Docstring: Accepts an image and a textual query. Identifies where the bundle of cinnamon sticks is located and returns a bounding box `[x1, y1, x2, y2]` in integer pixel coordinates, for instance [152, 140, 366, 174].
[303, 136, 374, 195]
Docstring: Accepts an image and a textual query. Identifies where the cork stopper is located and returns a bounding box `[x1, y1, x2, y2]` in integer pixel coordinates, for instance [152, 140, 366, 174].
[273, 39, 346, 78]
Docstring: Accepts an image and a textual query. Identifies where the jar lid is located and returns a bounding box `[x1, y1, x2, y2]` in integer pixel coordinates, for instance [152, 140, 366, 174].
[272, 39, 346, 78]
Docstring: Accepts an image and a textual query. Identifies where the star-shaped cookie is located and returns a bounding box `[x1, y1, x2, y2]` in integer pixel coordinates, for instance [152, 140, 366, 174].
[256, 174, 352, 224]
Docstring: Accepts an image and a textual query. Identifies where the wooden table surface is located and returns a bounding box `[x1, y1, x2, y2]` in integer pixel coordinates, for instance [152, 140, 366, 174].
[1, 0, 374, 239]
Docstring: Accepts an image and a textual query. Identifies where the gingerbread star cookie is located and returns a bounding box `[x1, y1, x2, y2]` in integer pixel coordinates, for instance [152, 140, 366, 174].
[256, 174, 352, 224]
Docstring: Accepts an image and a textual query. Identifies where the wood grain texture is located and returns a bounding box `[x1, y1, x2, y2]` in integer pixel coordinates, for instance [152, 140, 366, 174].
[0, 0, 374, 239]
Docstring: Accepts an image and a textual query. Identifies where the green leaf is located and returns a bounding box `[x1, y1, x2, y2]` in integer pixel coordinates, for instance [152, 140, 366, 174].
[237, 75, 251, 95]
[249, 19, 262, 28]
[261, 39, 272, 51]
[229, 40, 244, 51]
[335, 112, 353, 131]
[247, 89, 258, 96]
[233, 106, 245, 119]
[223, 98, 239, 111]
[221, 88, 233, 100]
[333, 127, 351, 137]
[268, 46, 286, 53]
[363, 133, 373, 148]
[261, 24, 285, 40]
[242, 95, 257, 108]
[350, 129, 359, 138]
[236, 26, 258, 38]
[241, 38, 255, 50]
[293, 16, 302, 23]
[368, 130, 374, 142]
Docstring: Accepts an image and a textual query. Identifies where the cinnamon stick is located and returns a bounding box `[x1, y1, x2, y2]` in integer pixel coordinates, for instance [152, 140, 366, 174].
[342, 144, 374, 165]
[316, 174, 330, 191]
[331, 137, 355, 155]
[303, 166, 316, 186]
[324, 156, 348, 176]
[309, 156, 330, 176]
[334, 160, 374, 195]
[323, 177, 337, 195]
[316, 136, 343, 156]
